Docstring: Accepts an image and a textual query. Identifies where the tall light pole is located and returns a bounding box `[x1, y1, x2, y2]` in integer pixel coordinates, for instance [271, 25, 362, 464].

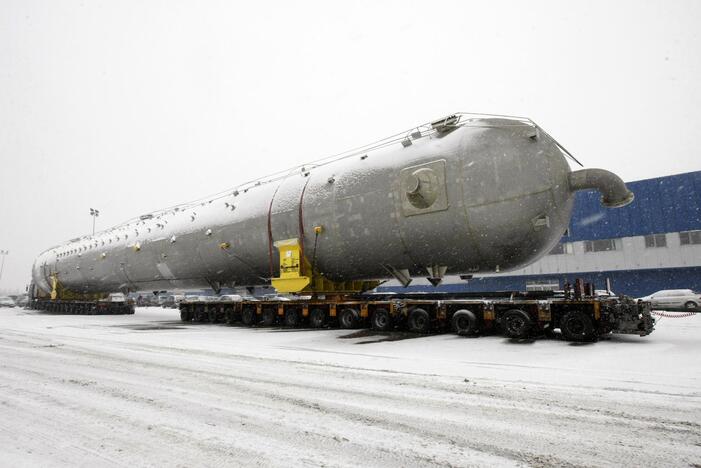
[0, 250, 8, 283]
[90, 208, 100, 235]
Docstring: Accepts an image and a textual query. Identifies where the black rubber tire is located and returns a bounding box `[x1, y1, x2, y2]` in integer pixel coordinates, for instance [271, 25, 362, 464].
[241, 307, 256, 327]
[339, 308, 360, 329]
[501, 309, 532, 339]
[371, 308, 392, 331]
[208, 308, 219, 323]
[195, 306, 208, 323]
[560, 310, 595, 342]
[180, 308, 192, 322]
[684, 301, 698, 310]
[260, 308, 276, 326]
[452, 309, 478, 336]
[224, 307, 236, 324]
[309, 308, 326, 328]
[408, 308, 431, 333]
[284, 308, 301, 327]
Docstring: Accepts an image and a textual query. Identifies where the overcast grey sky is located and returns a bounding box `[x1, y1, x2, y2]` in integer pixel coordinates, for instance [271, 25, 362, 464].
[0, 0, 699, 292]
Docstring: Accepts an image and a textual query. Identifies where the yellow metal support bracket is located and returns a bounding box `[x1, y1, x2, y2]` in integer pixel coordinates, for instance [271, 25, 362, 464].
[271, 238, 312, 293]
[50, 273, 59, 300]
[271, 237, 381, 294]
[48, 272, 107, 302]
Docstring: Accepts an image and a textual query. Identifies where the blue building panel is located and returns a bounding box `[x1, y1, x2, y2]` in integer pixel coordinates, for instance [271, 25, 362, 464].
[567, 170, 701, 242]
[378, 171, 701, 298]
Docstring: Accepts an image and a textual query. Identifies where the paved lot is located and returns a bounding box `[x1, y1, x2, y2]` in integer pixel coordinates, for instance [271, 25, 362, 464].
[0, 307, 699, 467]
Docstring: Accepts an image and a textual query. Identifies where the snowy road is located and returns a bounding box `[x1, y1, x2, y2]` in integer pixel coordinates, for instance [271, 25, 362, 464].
[0, 307, 699, 467]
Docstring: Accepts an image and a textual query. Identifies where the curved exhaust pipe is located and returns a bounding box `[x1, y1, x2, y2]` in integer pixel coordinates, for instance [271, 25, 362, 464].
[568, 168, 635, 208]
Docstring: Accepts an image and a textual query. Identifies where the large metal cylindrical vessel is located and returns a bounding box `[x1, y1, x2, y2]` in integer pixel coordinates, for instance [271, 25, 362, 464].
[31, 114, 633, 296]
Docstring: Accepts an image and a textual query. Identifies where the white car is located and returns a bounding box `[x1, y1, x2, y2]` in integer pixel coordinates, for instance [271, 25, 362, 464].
[108, 293, 126, 302]
[638, 289, 700, 311]
[0, 296, 16, 308]
[161, 295, 185, 308]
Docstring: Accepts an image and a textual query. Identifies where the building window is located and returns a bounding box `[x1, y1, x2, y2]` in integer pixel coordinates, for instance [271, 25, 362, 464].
[644, 234, 667, 248]
[548, 242, 573, 255]
[584, 238, 620, 253]
[679, 230, 701, 245]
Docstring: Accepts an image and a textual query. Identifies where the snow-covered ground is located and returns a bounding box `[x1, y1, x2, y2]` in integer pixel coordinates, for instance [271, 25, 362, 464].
[0, 306, 699, 467]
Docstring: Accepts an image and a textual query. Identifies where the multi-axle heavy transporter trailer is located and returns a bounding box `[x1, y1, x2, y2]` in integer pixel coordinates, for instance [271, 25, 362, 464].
[178, 282, 655, 342]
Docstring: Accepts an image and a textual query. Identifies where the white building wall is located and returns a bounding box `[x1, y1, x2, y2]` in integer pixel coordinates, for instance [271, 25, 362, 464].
[384, 231, 701, 288]
[476, 231, 701, 278]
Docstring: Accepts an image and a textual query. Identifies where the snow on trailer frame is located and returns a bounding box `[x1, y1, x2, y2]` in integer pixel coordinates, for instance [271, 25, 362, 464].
[178, 283, 655, 342]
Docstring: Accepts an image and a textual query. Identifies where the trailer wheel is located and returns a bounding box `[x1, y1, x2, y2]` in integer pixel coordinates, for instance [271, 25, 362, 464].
[452, 309, 478, 336]
[501, 309, 532, 339]
[208, 308, 219, 323]
[408, 308, 431, 333]
[241, 307, 256, 326]
[180, 307, 192, 322]
[260, 308, 276, 326]
[309, 308, 326, 328]
[339, 308, 360, 329]
[560, 310, 595, 341]
[224, 307, 237, 324]
[195, 306, 208, 322]
[371, 308, 392, 331]
[285, 308, 301, 327]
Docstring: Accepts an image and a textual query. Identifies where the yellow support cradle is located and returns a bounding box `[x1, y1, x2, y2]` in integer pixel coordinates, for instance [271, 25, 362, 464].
[271, 238, 381, 294]
[48, 272, 106, 301]
[271, 239, 312, 293]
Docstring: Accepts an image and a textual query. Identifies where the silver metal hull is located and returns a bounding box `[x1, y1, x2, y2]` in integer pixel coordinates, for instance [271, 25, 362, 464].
[32, 114, 630, 295]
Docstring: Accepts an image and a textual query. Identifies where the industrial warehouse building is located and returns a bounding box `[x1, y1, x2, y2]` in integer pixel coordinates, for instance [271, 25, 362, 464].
[381, 170, 701, 298]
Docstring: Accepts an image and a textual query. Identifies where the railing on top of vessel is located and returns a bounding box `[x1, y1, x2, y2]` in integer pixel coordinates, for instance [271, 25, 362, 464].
[80, 112, 581, 240]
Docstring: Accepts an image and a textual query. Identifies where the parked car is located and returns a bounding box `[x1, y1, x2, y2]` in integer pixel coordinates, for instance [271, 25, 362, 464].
[135, 295, 159, 306]
[0, 296, 16, 308]
[105, 293, 126, 302]
[162, 295, 185, 308]
[156, 294, 170, 306]
[13, 295, 29, 307]
[638, 289, 700, 310]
